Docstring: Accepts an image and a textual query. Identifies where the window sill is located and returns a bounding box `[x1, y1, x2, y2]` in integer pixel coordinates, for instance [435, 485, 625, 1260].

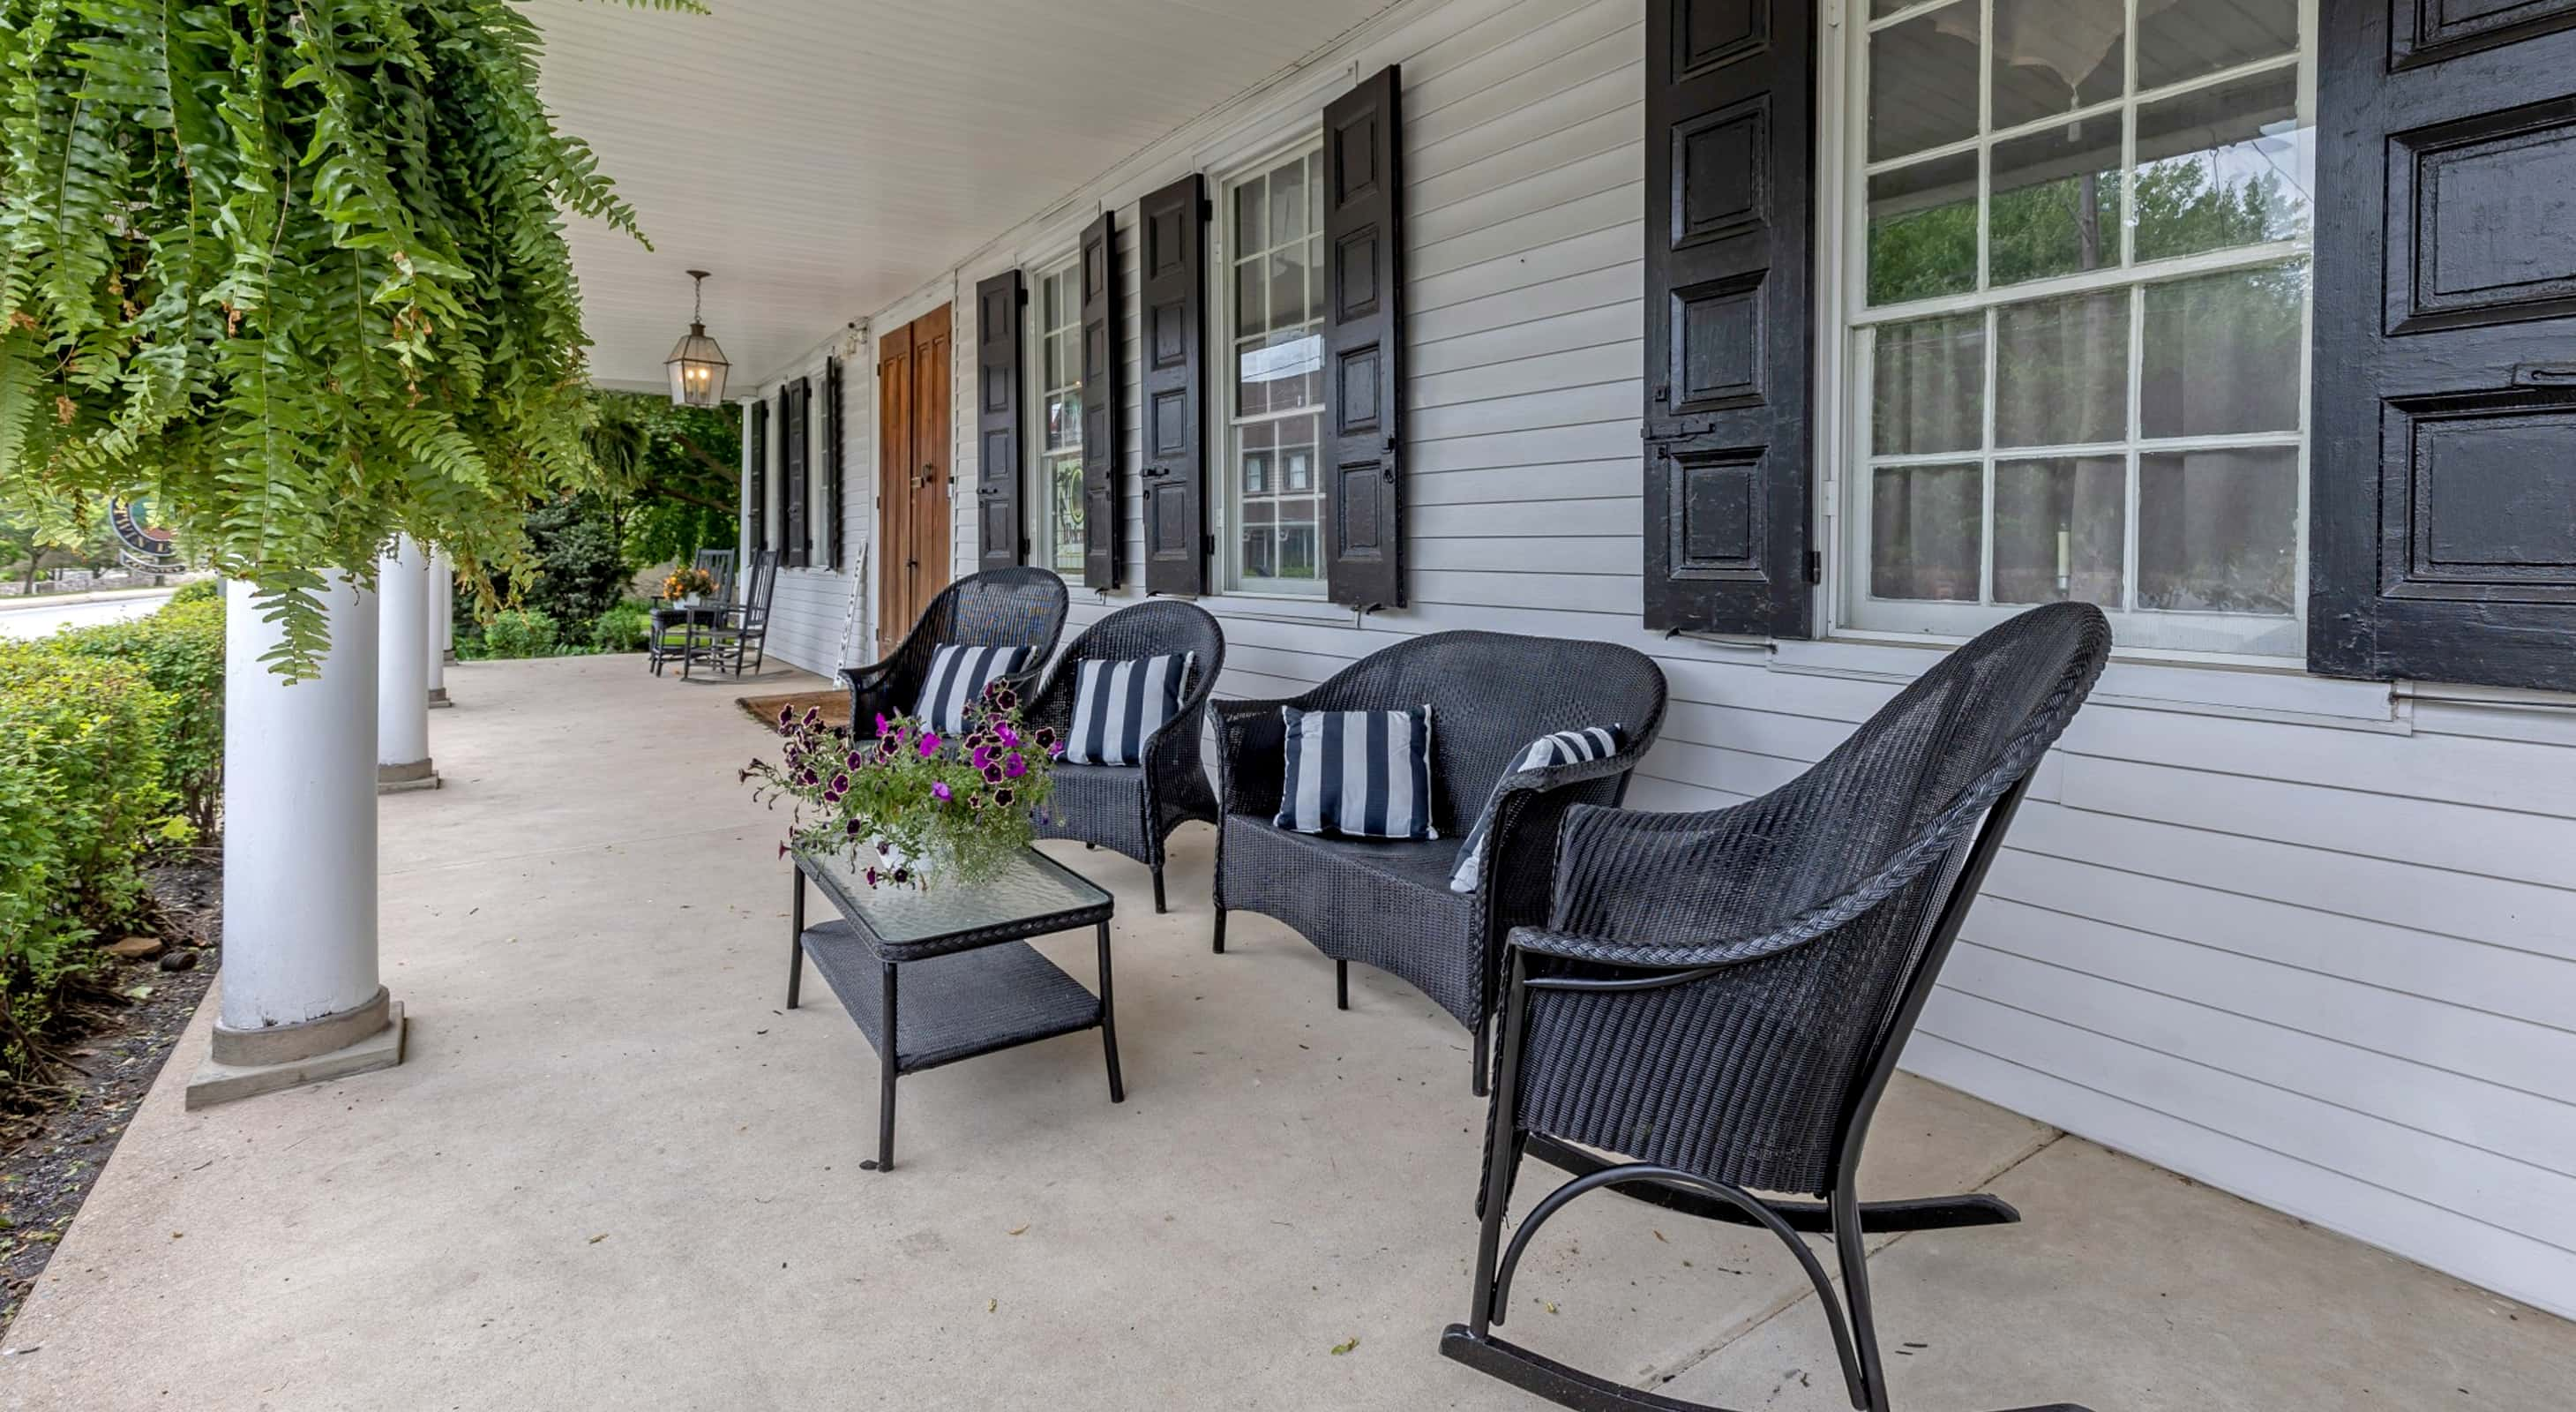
[1188, 590, 1358, 628]
[1770, 635, 2408, 733]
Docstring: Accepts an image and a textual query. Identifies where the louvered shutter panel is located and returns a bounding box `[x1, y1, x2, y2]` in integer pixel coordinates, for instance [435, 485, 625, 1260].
[780, 383, 808, 567]
[1080, 211, 1125, 590]
[746, 397, 768, 553]
[1322, 66, 1407, 611]
[1140, 174, 1209, 596]
[825, 357, 846, 570]
[1642, 0, 1816, 638]
[975, 271, 1027, 572]
[2309, 0, 2576, 691]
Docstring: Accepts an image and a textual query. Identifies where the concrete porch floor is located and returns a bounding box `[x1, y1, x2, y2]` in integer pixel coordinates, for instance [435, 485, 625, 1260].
[5, 654, 2571, 1410]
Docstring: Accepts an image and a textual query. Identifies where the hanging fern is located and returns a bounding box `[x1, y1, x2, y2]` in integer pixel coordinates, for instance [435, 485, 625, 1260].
[0, 0, 701, 674]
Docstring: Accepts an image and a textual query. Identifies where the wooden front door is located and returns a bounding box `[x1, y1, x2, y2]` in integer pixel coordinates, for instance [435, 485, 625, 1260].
[877, 304, 953, 657]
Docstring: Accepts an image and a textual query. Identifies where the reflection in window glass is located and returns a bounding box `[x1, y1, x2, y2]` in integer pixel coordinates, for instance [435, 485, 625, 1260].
[1990, 0, 2124, 129]
[1872, 463, 1983, 601]
[1996, 291, 2129, 448]
[1225, 141, 1328, 592]
[1868, 153, 1977, 304]
[1872, 314, 1985, 455]
[1868, 3, 1980, 161]
[2140, 263, 2308, 439]
[2138, 447, 2299, 614]
[2134, 68, 2311, 262]
[2138, 0, 2298, 91]
[1031, 257, 1084, 575]
[1989, 119, 2124, 287]
[1994, 456, 2125, 605]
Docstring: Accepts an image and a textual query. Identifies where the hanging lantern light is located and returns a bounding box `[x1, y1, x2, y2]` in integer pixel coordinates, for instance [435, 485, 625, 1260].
[664, 269, 730, 408]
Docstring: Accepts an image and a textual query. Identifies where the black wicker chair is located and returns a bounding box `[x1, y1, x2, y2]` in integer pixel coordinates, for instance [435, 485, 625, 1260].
[647, 548, 735, 677]
[1209, 630, 1667, 1093]
[840, 567, 1068, 741]
[1442, 602, 2113, 1412]
[1026, 601, 1226, 914]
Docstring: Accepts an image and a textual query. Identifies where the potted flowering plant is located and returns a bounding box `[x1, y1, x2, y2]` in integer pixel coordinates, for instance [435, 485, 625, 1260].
[663, 563, 718, 605]
[742, 680, 1062, 888]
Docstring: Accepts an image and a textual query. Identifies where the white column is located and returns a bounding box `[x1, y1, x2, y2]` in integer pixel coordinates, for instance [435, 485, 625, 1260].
[376, 536, 438, 791]
[192, 574, 404, 1106]
[425, 548, 451, 708]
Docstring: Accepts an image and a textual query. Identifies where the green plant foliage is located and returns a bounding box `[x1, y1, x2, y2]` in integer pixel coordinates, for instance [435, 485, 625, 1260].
[479, 607, 558, 658]
[592, 597, 650, 652]
[586, 390, 740, 567]
[164, 575, 222, 606]
[0, 0, 700, 676]
[0, 639, 174, 1085]
[52, 591, 225, 836]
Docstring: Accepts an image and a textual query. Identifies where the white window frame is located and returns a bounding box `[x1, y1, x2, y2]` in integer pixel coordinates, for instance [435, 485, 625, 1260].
[1212, 129, 1329, 598]
[1817, 0, 2318, 662]
[1025, 250, 1087, 577]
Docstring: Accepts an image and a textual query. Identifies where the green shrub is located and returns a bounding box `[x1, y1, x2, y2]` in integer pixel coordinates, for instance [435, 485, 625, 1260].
[0, 643, 175, 1082]
[592, 598, 652, 652]
[164, 576, 223, 607]
[481, 609, 560, 658]
[53, 595, 226, 837]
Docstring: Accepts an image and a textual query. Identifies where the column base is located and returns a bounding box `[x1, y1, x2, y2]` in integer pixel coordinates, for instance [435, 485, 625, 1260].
[187, 995, 406, 1109]
[426, 687, 453, 710]
[378, 758, 440, 793]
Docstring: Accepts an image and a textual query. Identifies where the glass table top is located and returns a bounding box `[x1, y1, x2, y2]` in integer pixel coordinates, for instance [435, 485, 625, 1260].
[797, 845, 1112, 946]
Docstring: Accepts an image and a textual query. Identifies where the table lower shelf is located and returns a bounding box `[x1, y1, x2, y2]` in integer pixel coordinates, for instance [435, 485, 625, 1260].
[799, 920, 1104, 1073]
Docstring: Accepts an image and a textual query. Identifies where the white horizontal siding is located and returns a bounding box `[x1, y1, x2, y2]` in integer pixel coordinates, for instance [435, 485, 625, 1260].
[731, 0, 2576, 1321]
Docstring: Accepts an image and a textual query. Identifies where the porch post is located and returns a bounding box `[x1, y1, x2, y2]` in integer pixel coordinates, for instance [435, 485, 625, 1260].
[376, 536, 438, 792]
[188, 574, 405, 1108]
[425, 547, 452, 708]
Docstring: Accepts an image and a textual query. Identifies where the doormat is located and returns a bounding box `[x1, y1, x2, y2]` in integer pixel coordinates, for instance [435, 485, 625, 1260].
[738, 689, 850, 735]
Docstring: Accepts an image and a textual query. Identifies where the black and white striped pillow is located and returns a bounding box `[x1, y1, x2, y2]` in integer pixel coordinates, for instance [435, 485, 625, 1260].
[1066, 652, 1194, 766]
[1274, 706, 1437, 840]
[912, 643, 1034, 735]
[1448, 725, 1624, 893]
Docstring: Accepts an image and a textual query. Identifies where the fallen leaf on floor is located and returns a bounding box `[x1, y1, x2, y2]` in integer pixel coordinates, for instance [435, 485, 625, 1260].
[1329, 1337, 1359, 1356]
[1651, 1229, 1666, 1243]
[588, 1234, 608, 1244]
[169, 1231, 183, 1239]
[1007, 1223, 1030, 1236]
[986, 1298, 997, 1313]
[2, 1347, 38, 1357]
[1542, 1301, 1560, 1315]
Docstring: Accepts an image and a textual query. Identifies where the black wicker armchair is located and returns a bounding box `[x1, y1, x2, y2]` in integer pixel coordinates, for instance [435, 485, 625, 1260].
[1442, 603, 2113, 1412]
[1025, 601, 1226, 914]
[1209, 630, 1666, 1093]
[840, 567, 1068, 740]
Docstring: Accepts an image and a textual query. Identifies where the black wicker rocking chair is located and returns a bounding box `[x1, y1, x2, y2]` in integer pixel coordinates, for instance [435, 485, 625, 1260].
[839, 567, 1068, 742]
[1443, 602, 2112, 1412]
[1025, 600, 1226, 914]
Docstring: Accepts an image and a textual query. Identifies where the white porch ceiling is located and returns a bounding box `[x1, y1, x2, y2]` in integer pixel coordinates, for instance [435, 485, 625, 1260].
[531, 0, 1402, 391]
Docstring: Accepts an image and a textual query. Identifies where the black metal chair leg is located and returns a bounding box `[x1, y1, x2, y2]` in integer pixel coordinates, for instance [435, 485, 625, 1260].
[1469, 956, 1533, 1331]
[1211, 906, 1226, 955]
[1834, 1183, 1893, 1412]
[1097, 920, 1125, 1103]
[786, 869, 805, 1009]
[866, 964, 898, 1172]
[1151, 866, 1166, 914]
[1336, 958, 1349, 1010]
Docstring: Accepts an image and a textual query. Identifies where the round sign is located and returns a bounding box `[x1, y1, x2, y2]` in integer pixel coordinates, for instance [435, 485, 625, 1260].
[109, 496, 183, 574]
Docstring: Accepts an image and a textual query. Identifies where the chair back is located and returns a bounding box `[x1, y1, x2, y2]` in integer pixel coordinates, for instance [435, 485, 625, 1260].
[913, 567, 1069, 664]
[1052, 598, 1227, 717]
[696, 548, 738, 602]
[736, 550, 780, 624]
[1313, 631, 1666, 832]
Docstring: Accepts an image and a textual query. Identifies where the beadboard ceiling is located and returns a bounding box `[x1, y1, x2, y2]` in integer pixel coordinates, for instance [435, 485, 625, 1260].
[531, 0, 1401, 392]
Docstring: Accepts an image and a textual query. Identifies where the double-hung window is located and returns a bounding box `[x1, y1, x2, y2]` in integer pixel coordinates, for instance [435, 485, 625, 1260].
[1029, 253, 1086, 575]
[1843, 0, 2314, 657]
[1217, 137, 1326, 595]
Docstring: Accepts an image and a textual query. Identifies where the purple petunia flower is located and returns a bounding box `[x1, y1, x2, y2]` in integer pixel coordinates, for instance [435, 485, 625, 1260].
[970, 744, 993, 771]
[996, 724, 1019, 748]
[994, 688, 1017, 710]
[876, 840, 891, 855]
[845, 818, 865, 837]
[778, 706, 794, 728]
[864, 867, 880, 887]
[1003, 752, 1027, 779]
[1033, 726, 1058, 749]
[828, 771, 850, 799]
[874, 712, 890, 738]
[776, 842, 789, 859]
[982, 763, 1003, 785]
[932, 782, 952, 802]
[803, 706, 823, 728]
[1047, 741, 1065, 758]
[846, 750, 865, 770]
[994, 786, 1015, 807]
[890, 867, 910, 885]
[918, 732, 941, 758]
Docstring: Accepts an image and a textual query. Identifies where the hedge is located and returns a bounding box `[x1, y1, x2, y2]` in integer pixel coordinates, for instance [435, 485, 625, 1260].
[53, 595, 226, 837]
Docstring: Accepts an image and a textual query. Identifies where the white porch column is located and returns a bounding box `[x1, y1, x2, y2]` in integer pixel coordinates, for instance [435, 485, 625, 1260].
[376, 536, 438, 792]
[425, 548, 452, 709]
[189, 575, 405, 1108]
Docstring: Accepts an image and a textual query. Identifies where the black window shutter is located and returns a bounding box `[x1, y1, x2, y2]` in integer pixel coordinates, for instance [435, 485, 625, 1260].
[975, 270, 1027, 572]
[1140, 173, 1209, 596]
[2310, 2, 2576, 692]
[747, 397, 768, 553]
[1080, 210, 1125, 590]
[782, 380, 810, 567]
[1322, 65, 1406, 612]
[824, 357, 846, 571]
[1642, 0, 1816, 638]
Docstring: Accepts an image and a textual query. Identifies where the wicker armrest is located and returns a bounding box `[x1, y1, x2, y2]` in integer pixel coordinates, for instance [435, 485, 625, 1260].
[1492, 740, 1648, 801]
[1210, 695, 1298, 819]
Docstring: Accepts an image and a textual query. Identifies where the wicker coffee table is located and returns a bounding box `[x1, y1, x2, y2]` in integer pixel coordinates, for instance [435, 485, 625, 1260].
[787, 845, 1121, 1172]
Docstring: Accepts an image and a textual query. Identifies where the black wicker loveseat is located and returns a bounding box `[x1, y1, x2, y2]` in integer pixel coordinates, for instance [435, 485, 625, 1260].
[839, 567, 1068, 743]
[1209, 630, 1666, 1093]
[1026, 600, 1227, 913]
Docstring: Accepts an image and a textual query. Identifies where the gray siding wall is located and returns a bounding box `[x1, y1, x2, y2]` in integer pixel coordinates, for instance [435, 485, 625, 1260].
[745, 0, 2576, 1319]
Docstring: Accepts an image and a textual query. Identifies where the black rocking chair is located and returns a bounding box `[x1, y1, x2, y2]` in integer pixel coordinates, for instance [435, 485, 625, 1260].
[1443, 602, 2113, 1412]
[648, 548, 735, 677]
[839, 567, 1068, 741]
[682, 549, 778, 680]
[1025, 599, 1226, 913]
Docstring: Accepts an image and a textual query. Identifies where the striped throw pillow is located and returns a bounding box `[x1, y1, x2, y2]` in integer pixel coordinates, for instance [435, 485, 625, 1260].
[1275, 706, 1437, 840]
[912, 643, 1035, 735]
[1066, 652, 1195, 766]
[1448, 725, 1625, 893]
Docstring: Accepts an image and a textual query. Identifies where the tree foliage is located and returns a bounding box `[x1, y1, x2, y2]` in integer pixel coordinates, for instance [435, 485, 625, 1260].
[0, 0, 699, 674]
[584, 388, 738, 567]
